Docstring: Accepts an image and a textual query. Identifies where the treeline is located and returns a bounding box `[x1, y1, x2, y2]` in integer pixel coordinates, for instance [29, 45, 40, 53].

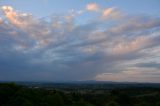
[0, 83, 160, 106]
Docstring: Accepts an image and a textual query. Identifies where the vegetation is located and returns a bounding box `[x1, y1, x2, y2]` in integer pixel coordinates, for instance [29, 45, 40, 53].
[0, 83, 160, 106]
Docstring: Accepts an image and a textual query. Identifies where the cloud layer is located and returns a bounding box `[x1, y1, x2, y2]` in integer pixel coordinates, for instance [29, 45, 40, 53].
[0, 4, 160, 82]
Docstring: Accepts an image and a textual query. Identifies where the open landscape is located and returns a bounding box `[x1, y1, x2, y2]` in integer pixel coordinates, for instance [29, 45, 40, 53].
[0, 0, 160, 105]
[0, 82, 160, 106]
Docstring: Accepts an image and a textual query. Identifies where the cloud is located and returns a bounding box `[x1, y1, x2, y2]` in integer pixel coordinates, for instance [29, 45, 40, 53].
[102, 7, 115, 17]
[95, 68, 160, 82]
[101, 7, 123, 20]
[2, 6, 22, 27]
[0, 17, 3, 24]
[85, 3, 122, 20]
[112, 36, 150, 55]
[135, 62, 160, 69]
[109, 16, 160, 34]
[86, 3, 99, 11]
[0, 5, 160, 82]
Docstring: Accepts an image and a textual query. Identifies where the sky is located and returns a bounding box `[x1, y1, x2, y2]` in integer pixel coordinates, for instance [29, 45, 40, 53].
[0, 0, 160, 82]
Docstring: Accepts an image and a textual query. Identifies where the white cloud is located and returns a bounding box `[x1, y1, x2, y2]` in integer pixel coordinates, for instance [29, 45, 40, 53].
[2, 5, 33, 28]
[112, 36, 150, 55]
[0, 17, 3, 24]
[2, 6, 22, 27]
[0, 5, 160, 81]
[102, 7, 115, 17]
[95, 68, 160, 82]
[86, 3, 99, 11]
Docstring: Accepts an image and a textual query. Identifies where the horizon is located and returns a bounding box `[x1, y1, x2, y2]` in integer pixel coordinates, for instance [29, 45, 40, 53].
[0, 0, 160, 82]
[1, 80, 160, 84]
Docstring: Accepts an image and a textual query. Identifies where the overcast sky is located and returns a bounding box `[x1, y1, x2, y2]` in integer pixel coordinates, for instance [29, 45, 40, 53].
[0, 0, 160, 82]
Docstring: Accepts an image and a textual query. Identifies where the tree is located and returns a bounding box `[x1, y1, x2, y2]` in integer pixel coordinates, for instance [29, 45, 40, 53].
[106, 101, 120, 106]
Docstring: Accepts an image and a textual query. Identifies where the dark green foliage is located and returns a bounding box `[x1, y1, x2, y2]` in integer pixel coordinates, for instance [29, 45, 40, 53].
[134, 102, 148, 106]
[72, 99, 94, 106]
[0, 83, 64, 106]
[0, 83, 21, 105]
[156, 101, 160, 106]
[44, 92, 64, 106]
[0, 83, 160, 106]
[106, 101, 120, 106]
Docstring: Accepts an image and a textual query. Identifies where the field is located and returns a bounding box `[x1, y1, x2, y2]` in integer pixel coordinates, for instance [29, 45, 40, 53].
[0, 82, 160, 106]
